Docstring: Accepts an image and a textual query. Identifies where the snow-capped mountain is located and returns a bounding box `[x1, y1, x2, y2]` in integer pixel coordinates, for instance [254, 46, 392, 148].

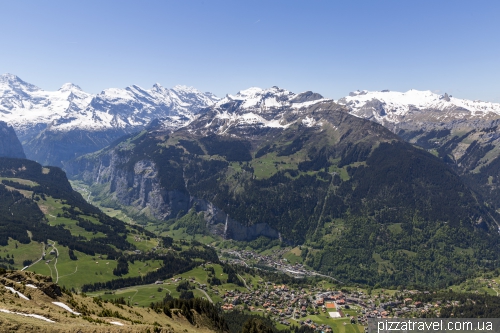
[0, 73, 219, 166]
[204, 86, 500, 134]
[216, 86, 327, 110]
[338, 89, 500, 127]
[0, 74, 93, 138]
[189, 86, 329, 134]
[0, 74, 219, 137]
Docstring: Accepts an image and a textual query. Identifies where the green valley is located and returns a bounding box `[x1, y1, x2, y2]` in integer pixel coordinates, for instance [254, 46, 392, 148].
[67, 101, 500, 289]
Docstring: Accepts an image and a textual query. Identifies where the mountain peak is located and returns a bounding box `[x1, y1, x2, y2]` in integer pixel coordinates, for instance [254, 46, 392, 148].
[236, 87, 264, 96]
[290, 91, 324, 103]
[234, 86, 289, 96]
[58, 83, 83, 92]
[0, 73, 40, 92]
[348, 90, 368, 97]
[0, 73, 20, 81]
[151, 83, 168, 94]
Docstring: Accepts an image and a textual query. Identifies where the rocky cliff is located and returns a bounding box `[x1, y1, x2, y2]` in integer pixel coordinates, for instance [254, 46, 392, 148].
[68, 147, 280, 242]
[0, 121, 25, 159]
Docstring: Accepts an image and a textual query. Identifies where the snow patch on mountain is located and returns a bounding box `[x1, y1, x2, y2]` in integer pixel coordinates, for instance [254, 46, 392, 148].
[195, 86, 330, 134]
[0, 74, 219, 135]
[208, 110, 292, 133]
[301, 115, 323, 127]
[216, 86, 329, 111]
[338, 89, 500, 123]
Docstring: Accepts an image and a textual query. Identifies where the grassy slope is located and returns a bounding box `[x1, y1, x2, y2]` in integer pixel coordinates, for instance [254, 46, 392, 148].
[0, 176, 171, 292]
[93, 263, 248, 306]
[0, 270, 217, 333]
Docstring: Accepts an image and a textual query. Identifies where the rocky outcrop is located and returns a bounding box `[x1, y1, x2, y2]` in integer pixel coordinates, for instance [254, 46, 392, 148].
[0, 121, 25, 159]
[0, 270, 62, 299]
[291, 91, 323, 103]
[38, 282, 62, 299]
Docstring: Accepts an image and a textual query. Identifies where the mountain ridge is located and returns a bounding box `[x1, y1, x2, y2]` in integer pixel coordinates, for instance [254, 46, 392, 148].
[0, 73, 219, 134]
[339, 89, 500, 122]
[0, 73, 220, 166]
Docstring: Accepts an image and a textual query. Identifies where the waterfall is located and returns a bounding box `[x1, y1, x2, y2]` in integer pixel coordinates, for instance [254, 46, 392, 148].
[224, 215, 229, 240]
[95, 162, 103, 184]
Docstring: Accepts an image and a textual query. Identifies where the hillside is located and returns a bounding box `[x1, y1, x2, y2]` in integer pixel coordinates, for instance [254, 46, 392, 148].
[0, 157, 219, 295]
[338, 89, 500, 211]
[0, 269, 225, 332]
[0, 157, 296, 332]
[67, 97, 500, 288]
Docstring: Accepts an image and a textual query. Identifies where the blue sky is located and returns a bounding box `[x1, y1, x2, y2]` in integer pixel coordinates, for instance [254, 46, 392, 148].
[1, 0, 499, 101]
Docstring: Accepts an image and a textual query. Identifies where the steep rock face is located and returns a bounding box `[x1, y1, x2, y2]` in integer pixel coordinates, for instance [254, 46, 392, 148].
[0, 121, 25, 158]
[69, 150, 182, 220]
[70, 149, 280, 241]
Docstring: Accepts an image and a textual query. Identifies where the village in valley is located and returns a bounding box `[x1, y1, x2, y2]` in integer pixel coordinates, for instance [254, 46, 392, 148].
[89, 237, 491, 332]
[145, 245, 450, 332]
[170, 263, 446, 332]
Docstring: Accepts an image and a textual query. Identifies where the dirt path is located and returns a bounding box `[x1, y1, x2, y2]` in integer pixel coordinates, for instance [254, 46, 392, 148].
[21, 242, 45, 271]
[129, 289, 139, 302]
[237, 274, 252, 291]
[47, 262, 54, 280]
[58, 266, 78, 279]
[50, 241, 60, 283]
[196, 288, 213, 304]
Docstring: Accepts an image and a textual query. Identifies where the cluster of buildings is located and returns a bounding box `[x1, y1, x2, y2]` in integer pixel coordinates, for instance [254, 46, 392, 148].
[217, 282, 454, 331]
[216, 283, 351, 329]
[168, 259, 474, 332]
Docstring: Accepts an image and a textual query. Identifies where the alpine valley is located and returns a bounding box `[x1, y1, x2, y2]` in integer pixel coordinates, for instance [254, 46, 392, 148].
[4, 75, 500, 331]
[66, 86, 500, 287]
